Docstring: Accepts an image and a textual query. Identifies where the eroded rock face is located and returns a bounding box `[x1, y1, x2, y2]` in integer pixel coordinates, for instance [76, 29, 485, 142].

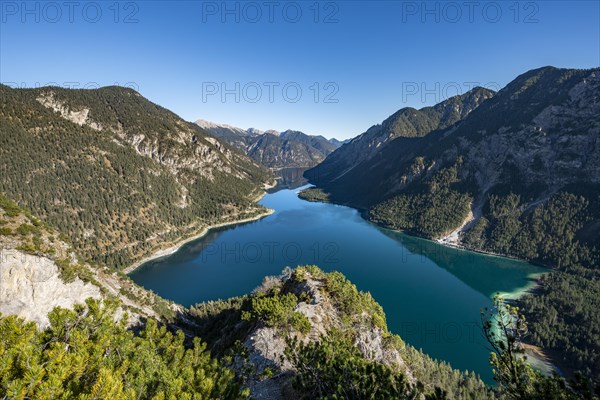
[239, 273, 413, 399]
[461, 69, 600, 192]
[36, 92, 102, 130]
[0, 249, 101, 327]
[36, 90, 256, 183]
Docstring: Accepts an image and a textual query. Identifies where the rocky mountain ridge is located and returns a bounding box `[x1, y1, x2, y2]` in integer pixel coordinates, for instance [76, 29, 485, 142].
[196, 119, 344, 169]
[308, 86, 495, 186]
[305, 67, 599, 211]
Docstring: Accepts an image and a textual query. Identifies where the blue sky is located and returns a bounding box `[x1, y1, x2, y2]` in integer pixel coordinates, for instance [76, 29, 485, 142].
[1, 1, 598, 139]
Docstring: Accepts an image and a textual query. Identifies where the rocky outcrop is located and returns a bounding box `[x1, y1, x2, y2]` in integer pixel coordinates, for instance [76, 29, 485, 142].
[234, 271, 414, 399]
[0, 249, 101, 327]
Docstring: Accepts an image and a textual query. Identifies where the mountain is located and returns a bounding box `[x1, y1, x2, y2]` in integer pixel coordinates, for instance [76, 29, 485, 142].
[0, 85, 272, 269]
[328, 137, 351, 147]
[0, 193, 173, 326]
[304, 66, 600, 379]
[185, 266, 491, 399]
[196, 120, 343, 169]
[306, 67, 599, 211]
[309, 86, 495, 186]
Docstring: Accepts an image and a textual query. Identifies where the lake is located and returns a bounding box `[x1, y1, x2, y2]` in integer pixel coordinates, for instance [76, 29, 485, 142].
[129, 185, 545, 383]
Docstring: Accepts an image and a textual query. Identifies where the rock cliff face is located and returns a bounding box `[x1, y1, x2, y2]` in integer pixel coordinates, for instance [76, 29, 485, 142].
[0, 249, 101, 327]
[196, 120, 343, 169]
[0, 194, 170, 327]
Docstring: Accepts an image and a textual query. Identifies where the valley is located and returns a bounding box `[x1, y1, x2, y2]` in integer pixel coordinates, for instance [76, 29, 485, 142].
[129, 184, 546, 384]
[1, 66, 598, 400]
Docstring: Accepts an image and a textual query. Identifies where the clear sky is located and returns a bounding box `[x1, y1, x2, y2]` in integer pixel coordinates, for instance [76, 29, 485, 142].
[1, 1, 598, 139]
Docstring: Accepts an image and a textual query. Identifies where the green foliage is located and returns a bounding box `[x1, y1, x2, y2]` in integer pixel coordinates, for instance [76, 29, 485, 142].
[15, 223, 37, 236]
[482, 294, 599, 399]
[15, 243, 37, 254]
[285, 333, 415, 399]
[369, 160, 472, 238]
[290, 312, 312, 334]
[188, 297, 254, 357]
[55, 258, 81, 283]
[243, 292, 311, 334]
[0, 226, 14, 236]
[0, 193, 22, 217]
[0, 298, 246, 399]
[482, 294, 536, 398]
[463, 217, 489, 249]
[298, 188, 331, 203]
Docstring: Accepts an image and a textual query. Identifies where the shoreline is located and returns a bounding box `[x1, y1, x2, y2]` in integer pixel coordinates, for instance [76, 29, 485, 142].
[378, 224, 547, 294]
[360, 210, 557, 375]
[296, 191, 550, 271]
[123, 191, 274, 275]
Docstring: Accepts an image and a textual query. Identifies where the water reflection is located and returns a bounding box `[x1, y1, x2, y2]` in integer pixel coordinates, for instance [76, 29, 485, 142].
[130, 185, 545, 383]
[269, 167, 308, 191]
[379, 228, 543, 299]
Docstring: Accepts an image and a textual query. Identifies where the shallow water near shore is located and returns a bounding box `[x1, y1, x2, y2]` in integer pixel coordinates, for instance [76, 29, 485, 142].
[130, 185, 545, 384]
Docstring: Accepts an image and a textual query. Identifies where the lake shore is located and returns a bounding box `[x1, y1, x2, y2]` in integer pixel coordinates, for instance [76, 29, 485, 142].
[383, 225, 546, 296]
[123, 192, 274, 275]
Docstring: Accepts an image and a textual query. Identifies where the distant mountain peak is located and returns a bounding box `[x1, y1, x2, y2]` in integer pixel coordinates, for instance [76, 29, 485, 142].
[195, 119, 246, 132]
[196, 119, 341, 169]
[246, 127, 264, 136]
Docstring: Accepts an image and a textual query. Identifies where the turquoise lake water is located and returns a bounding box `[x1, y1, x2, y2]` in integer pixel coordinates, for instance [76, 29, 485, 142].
[130, 185, 545, 383]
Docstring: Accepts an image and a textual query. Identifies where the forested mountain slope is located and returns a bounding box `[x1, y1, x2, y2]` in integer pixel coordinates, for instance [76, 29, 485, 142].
[304, 66, 600, 380]
[0, 193, 175, 326]
[307, 86, 494, 186]
[0, 85, 272, 269]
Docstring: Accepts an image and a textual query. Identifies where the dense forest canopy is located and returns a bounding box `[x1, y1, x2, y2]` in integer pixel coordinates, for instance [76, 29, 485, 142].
[0, 85, 271, 269]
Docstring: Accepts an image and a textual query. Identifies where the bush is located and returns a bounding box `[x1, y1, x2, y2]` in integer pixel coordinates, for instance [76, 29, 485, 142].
[243, 292, 312, 333]
[0, 227, 14, 236]
[0, 194, 21, 217]
[0, 298, 247, 399]
[285, 334, 415, 399]
[16, 223, 37, 236]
